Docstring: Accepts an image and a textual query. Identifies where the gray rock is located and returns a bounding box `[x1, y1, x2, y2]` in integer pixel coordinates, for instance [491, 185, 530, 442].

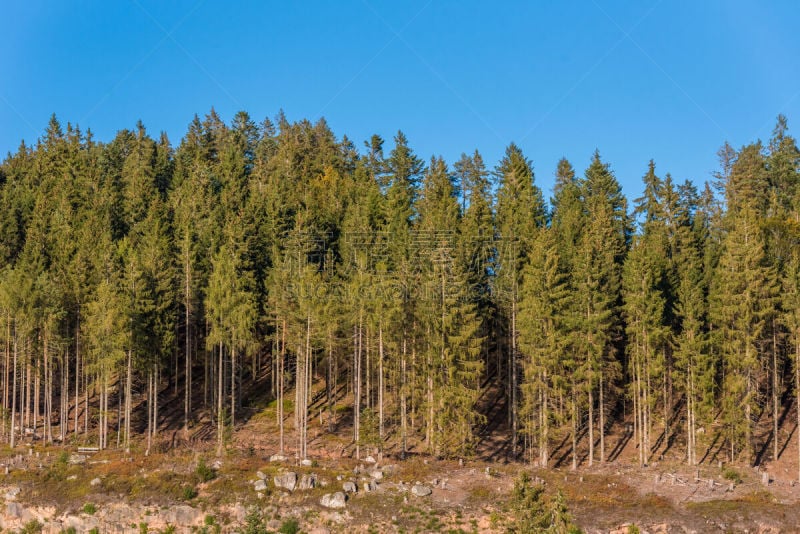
[68, 454, 87, 465]
[320, 492, 347, 509]
[364, 455, 376, 464]
[342, 481, 357, 493]
[269, 454, 286, 462]
[274, 471, 298, 491]
[382, 464, 398, 476]
[411, 484, 432, 497]
[161, 505, 203, 527]
[363, 480, 377, 492]
[4, 486, 20, 500]
[90, 477, 101, 486]
[254, 479, 267, 492]
[300, 459, 313, 467]
[256, 470, 267, 480]
[298, 473, 316, 490]
[370, 470, 383, 480]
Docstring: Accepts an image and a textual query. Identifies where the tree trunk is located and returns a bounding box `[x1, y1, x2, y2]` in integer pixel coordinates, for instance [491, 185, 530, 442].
[184, 253, 191, 432]
[74, 316, 80, 435]
[599, 369, 605, 463]
[773, 320, 779, 462]
[378, 322, 384, 449]
[217, 340, 224, 456]
[279, 319, 285, 456]
[10, 323, 18, 448]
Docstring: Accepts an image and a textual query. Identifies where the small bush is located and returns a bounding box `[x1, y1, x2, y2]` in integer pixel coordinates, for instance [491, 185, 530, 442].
[183, 486, 198, 500]
[239, 507, 268, 534]
[83, 503, 97, 515]
[722, 467, 742, 484]
[195, 458, 216, 483]
[21, 520, 42, 534]
[278, 518, 299, 534]
[59, 528, 77, 534]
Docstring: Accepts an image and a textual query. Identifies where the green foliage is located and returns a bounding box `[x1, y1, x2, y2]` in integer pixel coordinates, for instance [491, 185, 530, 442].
[21, 520, 43, 534]
[195, 458, 216, 483]
[722, 467, 742, 484]
[238, 507, 269, 534]
[183, 485, 198, 500]
[508, 473, 581, 534]
[278, 518, 300, 534]
[1, 110, 799, 473]
[83, 503, 97, 515]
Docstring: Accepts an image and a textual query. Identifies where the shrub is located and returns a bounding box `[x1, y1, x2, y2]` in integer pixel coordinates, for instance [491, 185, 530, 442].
[722, 467, 742, 484]
[195, 458, 216, 483]
[182, 486, 198, 500]
[278, 518, 299, 534]
[83, 503, 97, 515]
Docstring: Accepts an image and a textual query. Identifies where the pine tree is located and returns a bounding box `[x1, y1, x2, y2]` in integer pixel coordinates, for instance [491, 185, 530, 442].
[573, 151, 627, 466]
[519, 228, 570, 466]
[710, 144, 780, 461]
[494, 143, 545, 455]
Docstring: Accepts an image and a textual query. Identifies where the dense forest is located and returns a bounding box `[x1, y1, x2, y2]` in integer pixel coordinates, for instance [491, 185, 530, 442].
[1, 110, 799, 476]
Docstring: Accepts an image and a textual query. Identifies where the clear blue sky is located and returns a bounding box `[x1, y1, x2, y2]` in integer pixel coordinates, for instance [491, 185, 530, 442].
[3, 1, 800, 200]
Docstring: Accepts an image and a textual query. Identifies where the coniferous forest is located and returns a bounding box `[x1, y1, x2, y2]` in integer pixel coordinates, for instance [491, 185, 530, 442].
[2, 110, 800, 475]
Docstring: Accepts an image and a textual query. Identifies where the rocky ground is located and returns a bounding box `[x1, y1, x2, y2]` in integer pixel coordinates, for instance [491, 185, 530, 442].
[0, 442, 798, 533]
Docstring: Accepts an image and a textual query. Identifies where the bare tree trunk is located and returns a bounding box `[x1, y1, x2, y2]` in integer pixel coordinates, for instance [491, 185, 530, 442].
[354, 317, 362, 460]
[401, 334, 408, 458]
[510, 287, 518, 456]
[74, 316, 80, 435]
[61, 349, 68, 441]
[588, 384, 594, 467]
[184, 253, 191, 432]
[231, 337, 236, 429]
[217, 340, 224, 456]
[125, 349, 132, 452]
[10, 323, 17, 448]
[146, 369, 153, 455]
[279, 319, 285, 456]
[303, 313, 311, 460]
[796, 333, 800, 482]
[773, 320, 779, 461]
[599, 369, 605, 463]
[378, 322, 384, 450]
[571, 381, 577, 470]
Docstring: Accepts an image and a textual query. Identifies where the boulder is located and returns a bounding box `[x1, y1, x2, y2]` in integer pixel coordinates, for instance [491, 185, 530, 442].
[320, 492, 347, 509]
[256, 470, 267, 480]
[300, 459, 313, 467]
[364, 455, 376, 464]
[90, 478, 101, 486]
[3, 486, 20, 501]
[274, 472, 298, 491]
[254, 479, 267, 492]
[68, 454, 87, 465]
[269, 454, 287, 462]
[342, 481, 357, 493]
[369, 470, 383, 480]
[298, 474, 316, 490]
[161, 505, 203, 527]
[411, 484, 432, 497]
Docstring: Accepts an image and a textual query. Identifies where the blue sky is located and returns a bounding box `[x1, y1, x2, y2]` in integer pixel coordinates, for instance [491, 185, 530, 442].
[2, 1, 800, 200]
